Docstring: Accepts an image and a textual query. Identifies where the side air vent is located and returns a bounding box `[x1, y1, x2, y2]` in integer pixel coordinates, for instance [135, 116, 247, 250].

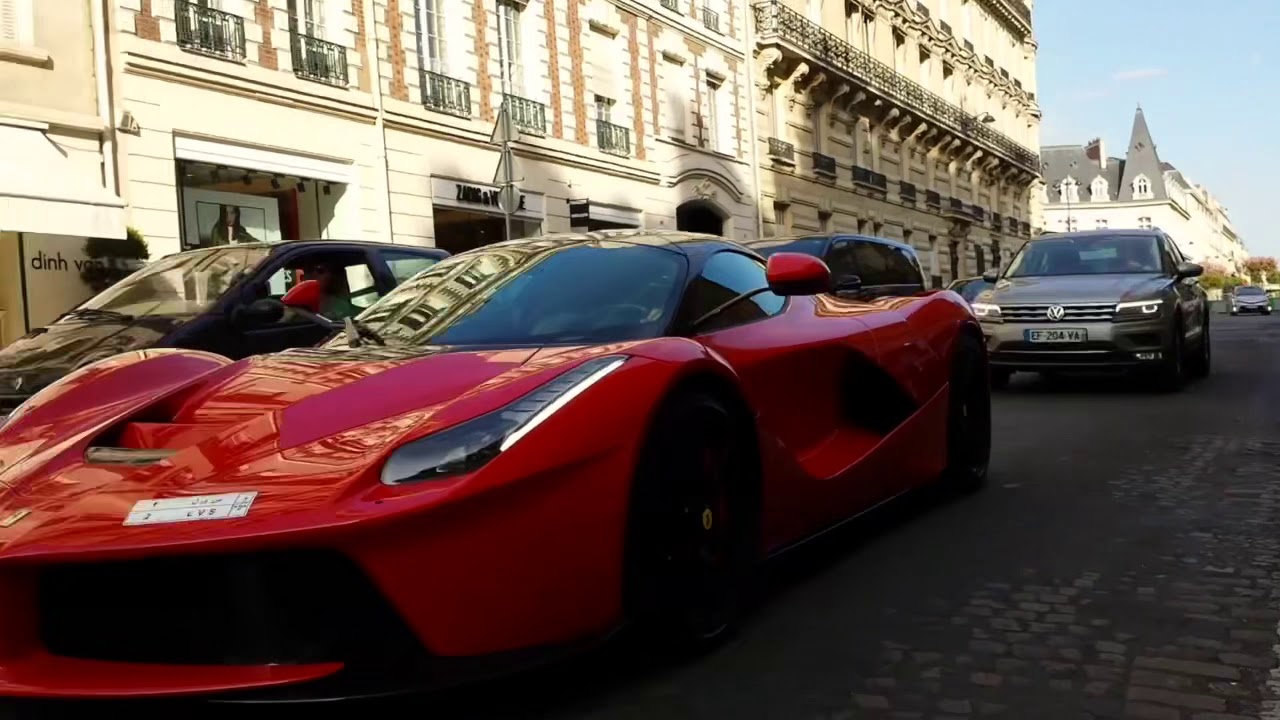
[84, 447, 178, 465]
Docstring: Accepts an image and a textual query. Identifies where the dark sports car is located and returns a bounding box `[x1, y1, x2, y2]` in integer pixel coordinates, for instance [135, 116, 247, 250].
[0, 230, 989, 703]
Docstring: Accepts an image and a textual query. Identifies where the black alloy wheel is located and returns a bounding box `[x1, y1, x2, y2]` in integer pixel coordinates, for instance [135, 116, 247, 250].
[624, 391, 756, 653]
[942, 334, 991, 492]
[1155, 317, 1187, 391]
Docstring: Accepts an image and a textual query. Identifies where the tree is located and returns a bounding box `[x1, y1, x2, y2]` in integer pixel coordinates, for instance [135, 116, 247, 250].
[1198, 261, 1231, 290]
[1243, 257, 1277, 284]
[80, 227, 150, 293]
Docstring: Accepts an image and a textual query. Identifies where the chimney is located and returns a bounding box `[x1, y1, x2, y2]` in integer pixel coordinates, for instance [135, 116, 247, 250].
[1085, 138, 1106, 169]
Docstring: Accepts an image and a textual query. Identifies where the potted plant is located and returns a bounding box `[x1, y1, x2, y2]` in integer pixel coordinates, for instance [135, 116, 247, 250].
[80, 227, 150, 293]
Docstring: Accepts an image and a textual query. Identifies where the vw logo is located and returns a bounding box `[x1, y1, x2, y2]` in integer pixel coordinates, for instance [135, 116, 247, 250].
[1046, 305, 1066, 321]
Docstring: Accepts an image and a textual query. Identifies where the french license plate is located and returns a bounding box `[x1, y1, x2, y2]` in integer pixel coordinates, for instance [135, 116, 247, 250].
[1025, 328, 1087, 343]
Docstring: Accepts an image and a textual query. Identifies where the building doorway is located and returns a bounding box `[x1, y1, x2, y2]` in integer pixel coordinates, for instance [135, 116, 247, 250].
[676, 200, 724, 236]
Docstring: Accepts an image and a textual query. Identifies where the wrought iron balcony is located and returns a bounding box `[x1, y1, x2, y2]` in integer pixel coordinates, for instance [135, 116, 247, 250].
[596, 119, 631, 157]
[926, 190, 942, 208]
[175, 0, 245, 61]
[768, 137, 795, 162]
[853, 165, 887, 192]
[660, 0, 681, 11]
[946, 197, 967, 215]
[899, 181, 918, 203]
[813, 152, 836, 176]
[971, 204, 987, 222]
[421, 71, 471, 117]
[751, 1, 1039, 173]
[504, 94, 547, 135]
[291, 33, 348, 86]
[702, 7, 721, 32]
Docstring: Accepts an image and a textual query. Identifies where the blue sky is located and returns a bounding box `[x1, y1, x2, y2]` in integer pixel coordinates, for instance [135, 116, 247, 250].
[1034, 0, 1278, 257]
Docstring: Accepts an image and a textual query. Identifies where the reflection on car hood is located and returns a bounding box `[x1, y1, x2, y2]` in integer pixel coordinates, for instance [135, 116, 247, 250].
[0, 315, 187, 397]
[987, 274, 1170, 305]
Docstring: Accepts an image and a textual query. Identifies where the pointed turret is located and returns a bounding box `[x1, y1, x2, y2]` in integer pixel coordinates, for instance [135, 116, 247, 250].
[1117, 105, 1166, 201]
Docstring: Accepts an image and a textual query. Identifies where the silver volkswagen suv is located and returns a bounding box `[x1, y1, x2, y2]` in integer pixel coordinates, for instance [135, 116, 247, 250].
[974, 229, 1210, 391]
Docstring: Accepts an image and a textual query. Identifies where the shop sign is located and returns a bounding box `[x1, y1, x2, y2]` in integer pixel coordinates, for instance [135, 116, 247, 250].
[456, 183, 526, 212]
[432, 177, 543, 219]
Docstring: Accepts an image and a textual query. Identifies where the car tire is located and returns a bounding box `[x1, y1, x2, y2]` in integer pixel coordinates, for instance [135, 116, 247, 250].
[942, 334, 991, 493]
[1155, 317, 1187, 392]
[623, 389, 757, 655]
[1189, 317, 1211, 379]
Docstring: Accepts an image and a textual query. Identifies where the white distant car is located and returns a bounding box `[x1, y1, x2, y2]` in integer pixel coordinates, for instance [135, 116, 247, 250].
[1229, 285, 1272, 316]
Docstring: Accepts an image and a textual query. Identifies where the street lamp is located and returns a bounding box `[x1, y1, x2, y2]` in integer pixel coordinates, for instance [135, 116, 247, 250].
[960, 112, 996, 134]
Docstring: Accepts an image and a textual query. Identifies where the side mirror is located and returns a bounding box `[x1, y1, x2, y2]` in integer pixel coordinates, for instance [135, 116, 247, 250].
[235, 297, 285, 326]
[765, 253, 832, 296]
[982, 270, 1000, 283]
[1176, 261, 1203, 279]
[282, 279, 322, 314]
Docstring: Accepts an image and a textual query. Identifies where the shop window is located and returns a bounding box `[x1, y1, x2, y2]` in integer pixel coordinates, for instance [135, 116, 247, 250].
[176, 160, 345, 249]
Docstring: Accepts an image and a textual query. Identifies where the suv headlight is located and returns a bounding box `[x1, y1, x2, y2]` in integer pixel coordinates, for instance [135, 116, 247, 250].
[971, 302, 1002, 322]
[380, 355, 627, 485]
[1114, 299, 1163, 321]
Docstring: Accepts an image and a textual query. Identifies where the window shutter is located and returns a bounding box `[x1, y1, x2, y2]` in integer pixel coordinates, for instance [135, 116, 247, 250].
[0, 0, 20, 43]
[588, 30, 619, 100]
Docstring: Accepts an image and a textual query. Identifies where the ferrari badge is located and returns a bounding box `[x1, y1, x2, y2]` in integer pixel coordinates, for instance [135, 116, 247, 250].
[0, 509, 32, 528]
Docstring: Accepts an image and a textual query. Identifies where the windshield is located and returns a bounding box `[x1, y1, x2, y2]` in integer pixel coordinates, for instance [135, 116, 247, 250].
[78, 246, 269, 318]
[327, 239, 687, 348]
[1235, 286, 1265, 296]
[1004, 234, 1163, 277]
[745, 237, 828, 259]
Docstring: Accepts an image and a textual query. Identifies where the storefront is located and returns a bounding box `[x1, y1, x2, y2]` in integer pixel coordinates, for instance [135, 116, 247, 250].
[172, 136, 360, 250]
[430, 176, 545, 255]
[0, 122, 128, 345]
[568, 199, 643, 232]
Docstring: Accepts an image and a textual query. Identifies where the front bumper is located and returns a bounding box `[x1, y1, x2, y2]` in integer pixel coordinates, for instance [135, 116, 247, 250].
[982, 316, 1172, 371]
[1230, 303, 1270, 313]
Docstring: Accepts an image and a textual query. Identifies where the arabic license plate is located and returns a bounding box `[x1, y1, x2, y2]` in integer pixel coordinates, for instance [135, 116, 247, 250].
[1025, 328, 1087, 343]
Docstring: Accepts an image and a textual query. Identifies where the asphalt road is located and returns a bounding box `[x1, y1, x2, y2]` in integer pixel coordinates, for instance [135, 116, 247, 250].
[411, 313, 1280, 720]
[7, 313, 1280, 720]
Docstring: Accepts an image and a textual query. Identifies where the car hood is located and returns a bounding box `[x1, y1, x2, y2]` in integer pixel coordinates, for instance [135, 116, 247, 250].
[986, 274, 1170, 305]
[0, 342, 640, 559]
[0, 315, 187, 398]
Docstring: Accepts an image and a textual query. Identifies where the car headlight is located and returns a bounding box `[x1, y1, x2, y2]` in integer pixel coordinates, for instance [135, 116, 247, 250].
[1114, 299, 1163, 320]
[380, 355, 628, 486]
[971, 302, 1002, 321]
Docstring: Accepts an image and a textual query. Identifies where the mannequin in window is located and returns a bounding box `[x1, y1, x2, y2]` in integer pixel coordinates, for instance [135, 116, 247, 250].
[208, 205, 259, 246]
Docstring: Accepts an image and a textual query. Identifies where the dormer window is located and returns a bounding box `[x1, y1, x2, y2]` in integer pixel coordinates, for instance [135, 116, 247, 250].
[1132, 174, 1152, 200]
[1090, 176, 1109, 202]
[1058, 176, 1079, 204]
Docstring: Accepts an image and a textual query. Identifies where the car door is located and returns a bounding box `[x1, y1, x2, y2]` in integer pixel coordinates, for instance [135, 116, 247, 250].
[230, 247, 387, 358]
[682, 250, 880, 543]
[377, 248, 448, 287]
[1161, 236, 1206, 341]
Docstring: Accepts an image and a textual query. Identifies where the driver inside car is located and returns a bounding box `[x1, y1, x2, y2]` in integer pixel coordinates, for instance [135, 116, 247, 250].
[301, 260, 358, 320]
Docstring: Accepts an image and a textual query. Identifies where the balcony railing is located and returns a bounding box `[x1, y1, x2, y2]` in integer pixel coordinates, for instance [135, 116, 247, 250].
[421, 71, 471, 117]
[660, 0, 681, 11]
[992, 211, 1002, 228]
[947, 197, 967, 215]
[175, 0, 245, 61]
[751, 1, 1039, 173]
[853, 165, 888, 191]
[291, 33, 348, 86]
[504, 94, 547, 135]
[767, 137, 795, 162]
[926, 190, 942, 208]
[1006, 216, 1018, 233]
[702, 7, 721, 32]
[971, 204, 987, 222]
[899, 181, 918, 203]
[813, 152, 836, 176]
[596, 119, 631, 157]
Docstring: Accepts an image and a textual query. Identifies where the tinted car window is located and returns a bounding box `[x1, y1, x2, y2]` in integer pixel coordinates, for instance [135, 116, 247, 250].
[746, 237, 828, 259]
[852, 241, 921, 287]
[685, 251, 785, 333]
[384, 251, 442, 283]
[1236, 286, 1266, 296]
[259, 252, 382, 321]
[1006, 234, 1162, 277]
[80, 246, 269, 318]
[337, 240, 686, 347]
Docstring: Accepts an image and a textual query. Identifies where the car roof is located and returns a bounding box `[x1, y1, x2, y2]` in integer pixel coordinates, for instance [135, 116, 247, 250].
[1026, 229, 1163, 242]
[743, 233, 916, 254]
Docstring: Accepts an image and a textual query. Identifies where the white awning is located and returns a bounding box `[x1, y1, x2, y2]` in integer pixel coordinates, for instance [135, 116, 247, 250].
[0, 122, 126, 239]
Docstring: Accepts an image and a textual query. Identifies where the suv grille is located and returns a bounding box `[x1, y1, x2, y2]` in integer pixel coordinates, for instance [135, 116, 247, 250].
[1000, 303, 1116, 323]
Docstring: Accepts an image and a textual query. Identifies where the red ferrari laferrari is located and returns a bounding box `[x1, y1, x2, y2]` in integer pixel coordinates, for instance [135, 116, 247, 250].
[0, 230, 989, 703]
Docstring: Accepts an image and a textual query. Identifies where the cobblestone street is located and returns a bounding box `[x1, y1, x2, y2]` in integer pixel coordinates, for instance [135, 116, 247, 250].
[409, 314, 1280, 720]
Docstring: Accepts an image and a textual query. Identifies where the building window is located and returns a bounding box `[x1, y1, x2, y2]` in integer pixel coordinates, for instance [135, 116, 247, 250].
[299, 0, 325, 38]
[1090, 176, 1108, 202]
[1132, 174, 1152, 199]
[703, 78, 721, 152]
[417, 0, 446, 74]
[497, 0, 524, 95]
[1095, 218, 1108, 229]
[845, 2, 873, 51]
[819, 210, 833, 233]
[918, 46, 931, 85]
[1058, 177, 1079, 204]
[0, 0, 35, 46]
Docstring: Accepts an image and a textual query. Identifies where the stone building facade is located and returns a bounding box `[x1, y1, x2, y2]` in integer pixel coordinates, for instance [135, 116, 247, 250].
[752, 0, 1042, 286]
[1040, 107, 1248, 274]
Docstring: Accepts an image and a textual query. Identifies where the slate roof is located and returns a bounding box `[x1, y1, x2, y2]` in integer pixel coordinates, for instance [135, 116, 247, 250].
[1041, 107, 1170, 204]
[1116, 107, 1167, 201]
